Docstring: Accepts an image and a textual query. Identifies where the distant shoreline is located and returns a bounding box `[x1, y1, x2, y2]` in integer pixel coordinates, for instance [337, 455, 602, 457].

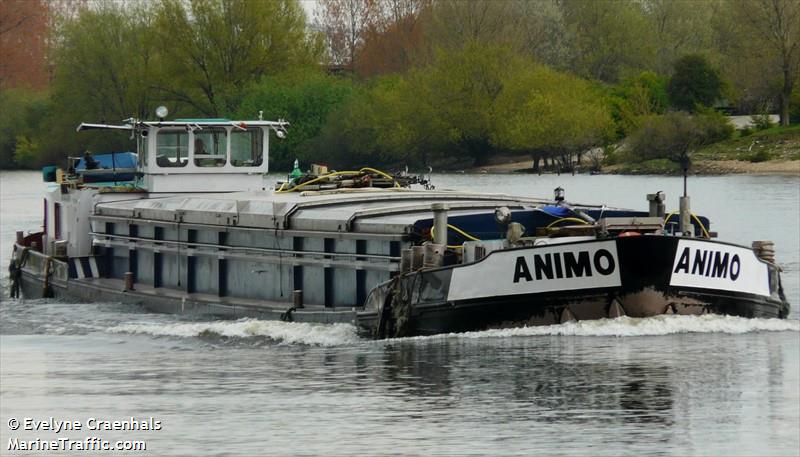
[467, 158, 800, 176]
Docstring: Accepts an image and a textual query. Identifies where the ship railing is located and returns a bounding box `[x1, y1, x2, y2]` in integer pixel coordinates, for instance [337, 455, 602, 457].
[91, 232, 401, 272]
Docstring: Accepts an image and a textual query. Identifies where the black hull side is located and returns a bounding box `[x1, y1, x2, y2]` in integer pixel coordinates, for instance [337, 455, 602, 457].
[358, 236, 790, 337]
[379, 287, 788, 337]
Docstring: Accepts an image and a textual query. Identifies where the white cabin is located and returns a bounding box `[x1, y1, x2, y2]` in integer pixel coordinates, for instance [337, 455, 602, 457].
[40, 116, 288, 258]
[78, 118, 288, 193]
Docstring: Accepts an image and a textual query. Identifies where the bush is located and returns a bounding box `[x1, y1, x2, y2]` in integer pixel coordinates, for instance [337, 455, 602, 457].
[751, 113, 774, 130]
[235, 72, 358, 170]
[0, 89, 52, 169]
[626, 111, 733, 162]
[739, 127, 753, 137]
[748, 149, 775, 162]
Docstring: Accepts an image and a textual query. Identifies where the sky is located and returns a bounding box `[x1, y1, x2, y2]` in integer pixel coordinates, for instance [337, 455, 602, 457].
[300, 0, 317, 19]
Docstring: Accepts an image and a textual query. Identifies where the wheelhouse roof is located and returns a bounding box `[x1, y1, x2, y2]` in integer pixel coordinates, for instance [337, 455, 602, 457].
[76, 119, 289, 132]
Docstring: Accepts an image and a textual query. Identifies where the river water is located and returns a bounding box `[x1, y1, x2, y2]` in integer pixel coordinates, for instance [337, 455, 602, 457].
[1, 170, 798, 456]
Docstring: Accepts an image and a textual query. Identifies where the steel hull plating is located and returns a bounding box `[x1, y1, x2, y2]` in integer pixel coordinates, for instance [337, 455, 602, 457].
[15, 236, 789, 338]
[358, 236, 789, 337]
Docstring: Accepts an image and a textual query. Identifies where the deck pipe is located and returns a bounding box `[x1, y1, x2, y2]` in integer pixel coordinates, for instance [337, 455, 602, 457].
[432, 203, 449, 248]
[679, 196, 692, 236]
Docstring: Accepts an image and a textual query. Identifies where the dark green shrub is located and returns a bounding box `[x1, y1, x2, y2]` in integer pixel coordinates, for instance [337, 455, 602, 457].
[667, 54, 725, 112]
[626, 111, 733, 162]
[739, 127, 753, 137]
[748, 149, 774, 163]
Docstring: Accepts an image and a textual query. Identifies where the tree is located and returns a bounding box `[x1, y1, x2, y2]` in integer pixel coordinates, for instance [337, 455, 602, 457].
[667, 54, 725, 112]
[560, 0, 655, 83]
[641, 0, 715, 75]
[0, 0, 50, 90]
[52, 2, 157, 123]
[493, 64, 614, 172]
[315, 0, 381, 71]
[235, 72, 357, 168]
[401, 44, 524, 167]
[354, 0, 432, 78]
[731, 0, 800, 125]
[156, 0, 321, 116]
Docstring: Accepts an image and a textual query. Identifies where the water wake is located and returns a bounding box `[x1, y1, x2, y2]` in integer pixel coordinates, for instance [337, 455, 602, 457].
[107, 314, 798, 347]
[109, 319, 361, 347]
[438, 314, 800, 340]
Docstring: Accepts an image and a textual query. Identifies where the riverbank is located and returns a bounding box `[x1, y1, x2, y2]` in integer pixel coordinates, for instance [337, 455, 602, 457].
[469, 125, 800, 176]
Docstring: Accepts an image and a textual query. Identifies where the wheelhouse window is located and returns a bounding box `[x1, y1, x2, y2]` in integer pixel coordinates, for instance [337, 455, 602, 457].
[193, 128, 227, 167]
[230, 128, 263, 167]
[156, 130, 189, 168]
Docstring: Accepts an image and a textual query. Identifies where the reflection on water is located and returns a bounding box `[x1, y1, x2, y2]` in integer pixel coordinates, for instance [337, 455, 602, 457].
[1, 170, 799, 456]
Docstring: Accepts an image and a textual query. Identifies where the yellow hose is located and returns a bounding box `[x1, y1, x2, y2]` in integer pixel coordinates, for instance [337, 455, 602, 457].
[545, 217, 590, 229]
[359, 167, 401, 188]
[430, 223, 481, 249]
[663, 211, 710, 238]
[275, 167, 399, 193]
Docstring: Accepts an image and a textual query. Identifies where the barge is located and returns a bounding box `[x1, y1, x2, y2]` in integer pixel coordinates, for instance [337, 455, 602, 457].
[9, 112, 790, 338]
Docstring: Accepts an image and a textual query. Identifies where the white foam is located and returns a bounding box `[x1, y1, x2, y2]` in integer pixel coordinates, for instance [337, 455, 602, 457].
[419, 315, 800, 341]
[109, 319, 360, 347]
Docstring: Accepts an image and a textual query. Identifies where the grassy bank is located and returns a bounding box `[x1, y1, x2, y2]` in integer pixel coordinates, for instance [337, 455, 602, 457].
[608, 125, 800, 175]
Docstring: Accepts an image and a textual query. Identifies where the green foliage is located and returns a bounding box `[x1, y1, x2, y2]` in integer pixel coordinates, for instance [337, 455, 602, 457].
[404, 44, 520, 166]
[668, 54, 725, 112]
[493, 63, 614, 156]
[155, 0, 321, 117]
[560, 0, 655, 83]
[608, 71, 670, 137]
[236, 72, 358, 169]
[613, 158, 682, 175]
[747, 149, 775, 163]
[751, 114, 774, 130]
[0, 89, 51, 168]
[626, 111, 733, 163]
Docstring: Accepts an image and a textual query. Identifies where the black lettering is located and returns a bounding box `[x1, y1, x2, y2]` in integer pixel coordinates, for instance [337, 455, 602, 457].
[564, 251, 592, 278]
[593, 249, 616, 275]
[534, 254, 554, 280]
[514, 256, 532, 283]
[691, 249, 708, 275]
[674, 247, 690, 274]
[553, 253, 563, 278]
[730, 254, 740, 280]
[705, 251, 713, 276]
[711, 251, 729, 279]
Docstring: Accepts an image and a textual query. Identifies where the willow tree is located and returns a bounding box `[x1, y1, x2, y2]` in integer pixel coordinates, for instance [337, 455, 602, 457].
[155, 0, 322, 117]
[394, 44, 526, 167]
[493, 64, 614, 172]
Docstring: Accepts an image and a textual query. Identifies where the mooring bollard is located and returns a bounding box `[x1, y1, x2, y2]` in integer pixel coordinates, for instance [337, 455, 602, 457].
[124, 272, 134, 291]
[752, 241, 775, 263]
[293, 289, 304, 309]
[401, 248, 412, 273]
[411, 245, 425, 270]
[423, 243, 445, 268]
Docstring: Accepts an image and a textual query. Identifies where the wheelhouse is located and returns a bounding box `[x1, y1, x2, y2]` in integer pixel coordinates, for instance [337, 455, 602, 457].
[78, 118, 288, 193]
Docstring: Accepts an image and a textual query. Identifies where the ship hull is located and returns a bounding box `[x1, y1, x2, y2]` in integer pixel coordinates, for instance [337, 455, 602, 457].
[357, 235, 789, 337]
[13, 235, 790, 338]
